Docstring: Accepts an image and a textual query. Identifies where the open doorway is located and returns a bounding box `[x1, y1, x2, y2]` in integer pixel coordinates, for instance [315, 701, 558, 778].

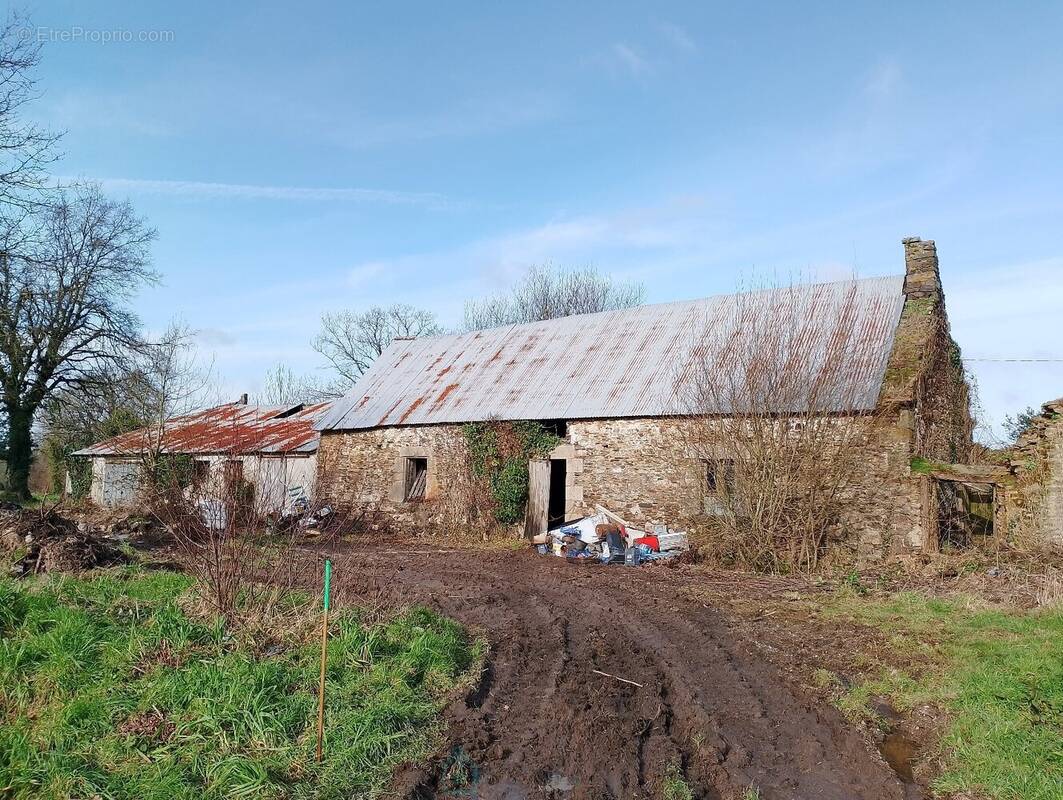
[548, 459, 567, 528]
[935, 479, 995, 549]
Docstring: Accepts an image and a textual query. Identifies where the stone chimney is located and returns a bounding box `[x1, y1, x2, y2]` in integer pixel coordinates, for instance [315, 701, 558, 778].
[902, 237, 941, 300]
[238, 392, 249, 405]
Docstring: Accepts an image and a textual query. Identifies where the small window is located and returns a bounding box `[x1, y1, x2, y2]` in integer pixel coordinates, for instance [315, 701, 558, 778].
[703, 458, 735, 515]
[705, 458, 735, 495]
[193, 460, 210, 485]
[404, 457, 428, 501]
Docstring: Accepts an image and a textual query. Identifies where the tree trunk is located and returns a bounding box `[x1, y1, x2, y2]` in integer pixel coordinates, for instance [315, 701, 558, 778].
[6, 405, 33, 500]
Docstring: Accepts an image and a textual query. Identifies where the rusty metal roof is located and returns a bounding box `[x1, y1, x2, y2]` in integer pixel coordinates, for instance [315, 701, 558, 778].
[317, 276, 906, 431]
[75, 401, 334, 457]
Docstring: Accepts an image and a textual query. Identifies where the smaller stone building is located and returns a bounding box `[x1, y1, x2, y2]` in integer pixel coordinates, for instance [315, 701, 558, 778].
[73, 399, 332, 514]
[316, 237, 982, 560]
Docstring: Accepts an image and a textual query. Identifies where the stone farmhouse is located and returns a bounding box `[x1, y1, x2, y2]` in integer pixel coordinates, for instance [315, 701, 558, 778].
[314, 237, 1008, 560]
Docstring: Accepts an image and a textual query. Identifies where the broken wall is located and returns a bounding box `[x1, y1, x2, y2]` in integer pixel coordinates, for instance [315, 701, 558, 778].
[1006, 399, 1063, 545]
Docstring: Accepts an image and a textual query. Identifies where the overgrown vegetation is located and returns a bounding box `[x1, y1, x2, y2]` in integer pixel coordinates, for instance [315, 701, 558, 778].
[42, 405, 146, 498]
[463, 420, 560, 524]
[145, 453, 197, 493]
[825, 592, 1062, 799]
[681, 280, 898, 573]
[0, 568, 477, 800]
[1002, 405, 1039, 445]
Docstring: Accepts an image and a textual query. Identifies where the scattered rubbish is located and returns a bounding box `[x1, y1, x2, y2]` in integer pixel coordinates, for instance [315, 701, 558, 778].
[540, 503, 690, 567]
[656, 531, 689, 551]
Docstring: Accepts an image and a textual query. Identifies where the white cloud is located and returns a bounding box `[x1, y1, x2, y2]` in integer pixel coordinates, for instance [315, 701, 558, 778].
[45, 90, 172, 137]
[946, 258, 1063, 439]
[345, 261, 387, 289]
[608, 42, 651, 77]
[863, 58, 902, 101]
[315, 93, 560, 150]
[656, 21, 698, 54]
[70, 177, 450, 207]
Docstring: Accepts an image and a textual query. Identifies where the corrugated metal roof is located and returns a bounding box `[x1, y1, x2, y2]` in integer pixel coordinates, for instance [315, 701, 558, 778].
[75, 401, 333, 457]
[317, 276, 906, 431]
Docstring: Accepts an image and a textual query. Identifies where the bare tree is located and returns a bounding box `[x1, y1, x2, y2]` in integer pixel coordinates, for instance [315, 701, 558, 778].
[128, 322, 213, 473]
[462, 264, 645, 331]
[678, 279, 895, 573]
[0, 13, 61, 207]
[0, 184, 157, 497]
[258, 363, 346, 406]
[258, 363, 304, 406]
[312, 304, 442, 384]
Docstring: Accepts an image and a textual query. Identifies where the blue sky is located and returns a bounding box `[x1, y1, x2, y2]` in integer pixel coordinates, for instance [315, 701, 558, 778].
[27, 1, 1063, 438]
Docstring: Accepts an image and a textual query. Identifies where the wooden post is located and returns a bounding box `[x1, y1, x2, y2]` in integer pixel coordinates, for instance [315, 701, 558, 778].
[316, 558, 332, 763]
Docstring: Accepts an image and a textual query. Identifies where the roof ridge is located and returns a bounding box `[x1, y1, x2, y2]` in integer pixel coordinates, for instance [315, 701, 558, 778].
[407, 273, 905, 344]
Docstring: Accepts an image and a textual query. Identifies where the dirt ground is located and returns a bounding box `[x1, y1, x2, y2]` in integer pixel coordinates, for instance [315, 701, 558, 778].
[321, 541, 920, 800]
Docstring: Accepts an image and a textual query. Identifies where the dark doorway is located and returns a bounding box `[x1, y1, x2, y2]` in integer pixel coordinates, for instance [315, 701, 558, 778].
[548, 459, 567, 528]
[936, 479, 995, 549]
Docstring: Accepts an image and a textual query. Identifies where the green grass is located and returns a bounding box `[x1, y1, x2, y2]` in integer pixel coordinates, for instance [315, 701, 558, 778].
[660, 762, 694, 800]
[825, 592, 1063, 799]
[0, 568, 478, 799]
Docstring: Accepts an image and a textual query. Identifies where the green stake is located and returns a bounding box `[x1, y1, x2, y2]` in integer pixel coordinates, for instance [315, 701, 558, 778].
[316, 558, 332, 762]
[322, 559, 332, 611]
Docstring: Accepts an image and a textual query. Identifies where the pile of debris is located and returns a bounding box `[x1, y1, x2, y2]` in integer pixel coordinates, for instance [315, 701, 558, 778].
[1, 508, 131, 577]
[534, 505, 689, 566]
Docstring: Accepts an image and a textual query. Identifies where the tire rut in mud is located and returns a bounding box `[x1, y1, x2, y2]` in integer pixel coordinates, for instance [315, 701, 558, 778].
[329, 547, 910, 800]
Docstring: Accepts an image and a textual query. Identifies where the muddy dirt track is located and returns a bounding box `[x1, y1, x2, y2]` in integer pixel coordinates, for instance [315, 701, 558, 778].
[325, 545, 914, 800]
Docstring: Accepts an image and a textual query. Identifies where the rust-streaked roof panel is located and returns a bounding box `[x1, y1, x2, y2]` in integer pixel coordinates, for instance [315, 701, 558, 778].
[317, 276, 906, 431]
[75, 402, 333, 457]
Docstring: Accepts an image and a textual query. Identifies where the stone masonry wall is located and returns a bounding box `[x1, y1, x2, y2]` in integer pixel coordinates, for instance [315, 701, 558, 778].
[877, 238, 975, 551]
[317, 424, 472, 529]
[319, 414, 921, 560]
[1006, 399, 1063, 545]
[570, 417, 920, 560]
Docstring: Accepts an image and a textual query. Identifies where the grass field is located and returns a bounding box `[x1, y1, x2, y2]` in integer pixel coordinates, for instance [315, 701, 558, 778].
[0, 568, 478, 800]
[826, 592, 1063, 800]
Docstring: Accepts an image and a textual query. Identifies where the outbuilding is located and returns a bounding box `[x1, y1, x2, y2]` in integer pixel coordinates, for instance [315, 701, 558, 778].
[72, 399, 332, 514]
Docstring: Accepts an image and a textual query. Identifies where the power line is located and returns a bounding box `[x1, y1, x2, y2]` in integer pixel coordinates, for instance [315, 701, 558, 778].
[962, 357, 1063, 363]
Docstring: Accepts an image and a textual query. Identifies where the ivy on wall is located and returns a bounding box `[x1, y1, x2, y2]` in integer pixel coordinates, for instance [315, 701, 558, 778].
[463, 420, 561, 524]
[147, 454, 196, 492]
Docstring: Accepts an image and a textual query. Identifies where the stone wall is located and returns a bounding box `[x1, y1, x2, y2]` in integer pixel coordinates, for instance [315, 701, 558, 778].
[882, 238, 974, 464]
[876, 238, 975, 551]
[319, 414, 923, 560]
[572, 416, 921, 559]
[317, 424, 475, 529]
[1005, 399, 1063, 544]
